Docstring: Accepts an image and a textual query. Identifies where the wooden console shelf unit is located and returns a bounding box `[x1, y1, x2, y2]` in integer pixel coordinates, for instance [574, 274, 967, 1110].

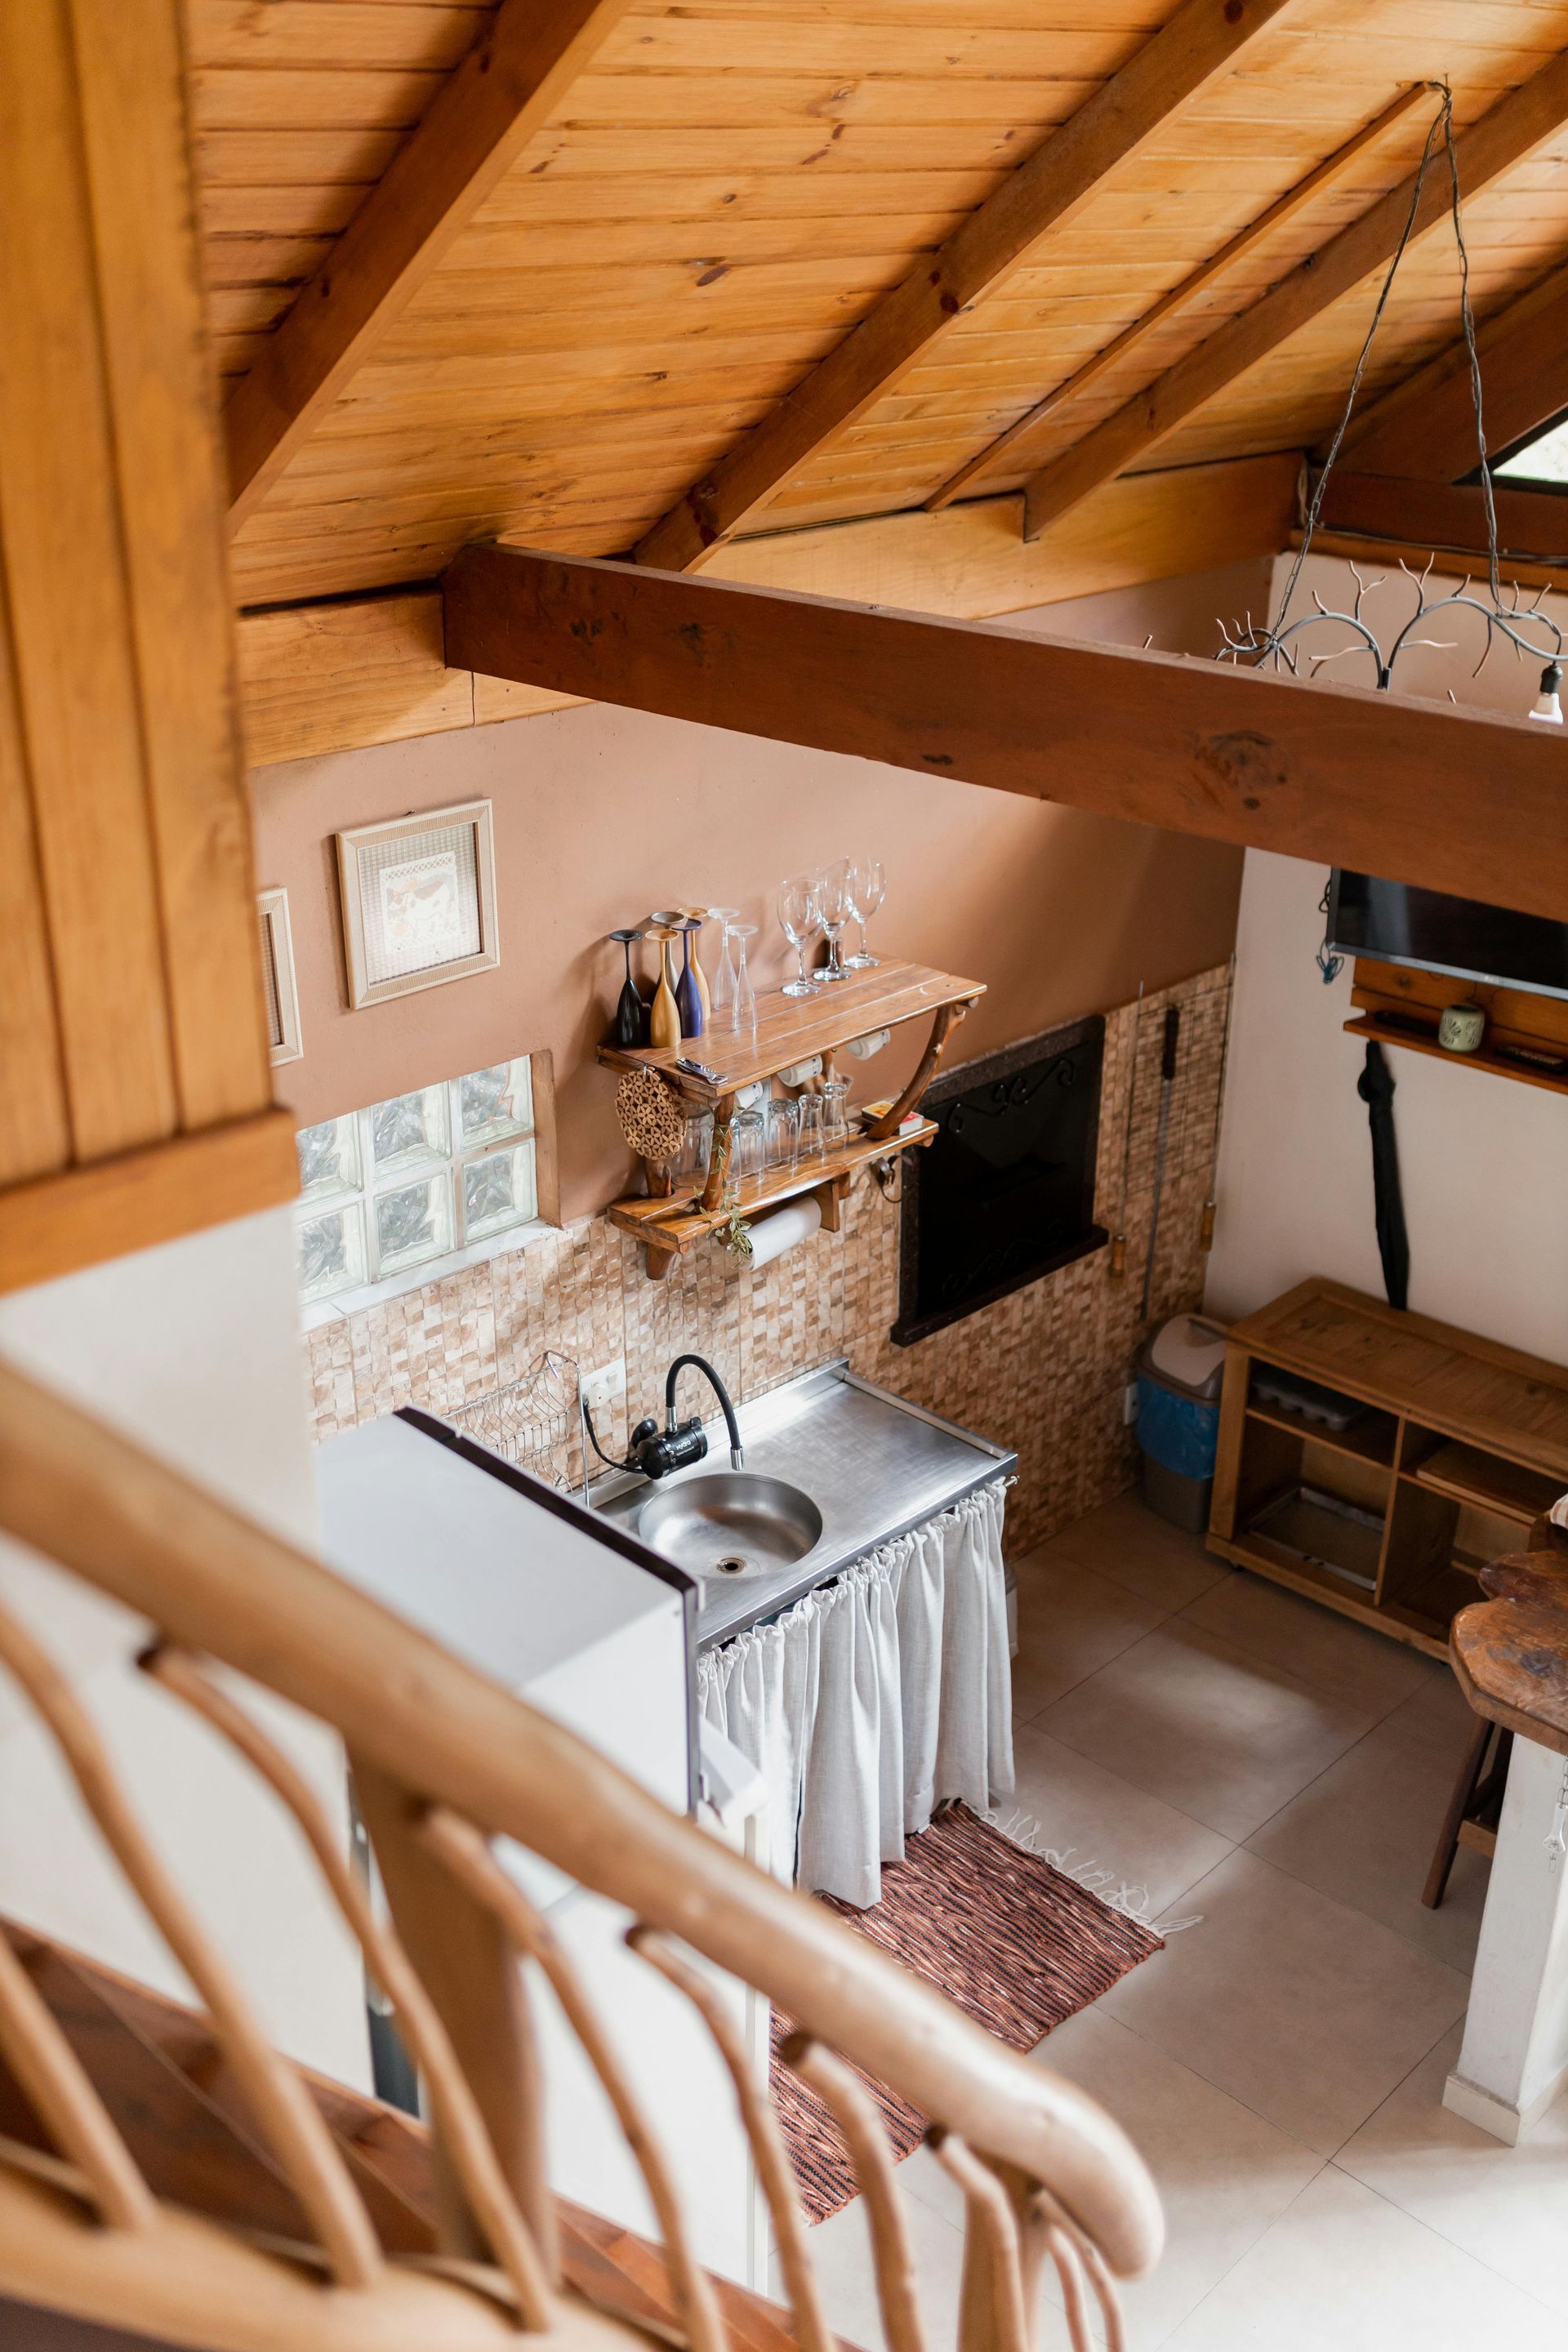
[599, 959, 983, 1278]
[1210, 1279, 1568, 1660]
[1346, 957, 1568, 1099]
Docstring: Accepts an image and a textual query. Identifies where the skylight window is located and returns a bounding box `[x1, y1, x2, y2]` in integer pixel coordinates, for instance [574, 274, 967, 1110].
[1494, 415, 1568, 487]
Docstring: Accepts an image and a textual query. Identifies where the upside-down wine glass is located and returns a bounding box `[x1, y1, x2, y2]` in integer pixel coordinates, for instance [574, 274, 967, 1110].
[844, 859, 885, 970]
[777, 876, 821, 997]
[814, 862, 851, 983]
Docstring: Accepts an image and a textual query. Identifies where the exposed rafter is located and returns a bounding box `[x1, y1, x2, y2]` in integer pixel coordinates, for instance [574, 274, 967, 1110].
[631, 0, 1296, 573]
[928, 84, 1429, 514]
[1316, 470, 1568, 568]
[1336, 252, 1568, 481]
[222, 0, 639, 531]
[1020, 51, 1568, 541]
[443, 545, 1566, 921]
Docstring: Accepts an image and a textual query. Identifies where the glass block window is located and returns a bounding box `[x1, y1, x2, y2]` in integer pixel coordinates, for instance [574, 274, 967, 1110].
[295, 1055, 540, 1303]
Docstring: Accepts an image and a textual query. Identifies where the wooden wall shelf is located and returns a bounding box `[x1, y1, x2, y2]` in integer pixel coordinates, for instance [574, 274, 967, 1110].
[599, 958, 983, 1278]
[1347, 958, 1568, 1097]
[1210, 1279, 1568, 1660]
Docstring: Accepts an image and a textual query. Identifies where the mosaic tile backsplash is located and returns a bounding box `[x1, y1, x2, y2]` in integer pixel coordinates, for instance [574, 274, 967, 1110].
[305, 964, 1230, 1557]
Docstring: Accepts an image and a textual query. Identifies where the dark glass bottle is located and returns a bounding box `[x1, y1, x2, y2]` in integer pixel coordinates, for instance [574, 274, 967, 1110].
[610, 929, 648, 1048]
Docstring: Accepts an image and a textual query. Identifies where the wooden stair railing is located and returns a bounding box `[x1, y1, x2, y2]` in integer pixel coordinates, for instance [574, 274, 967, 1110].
[0, 1356, 1162, 2352]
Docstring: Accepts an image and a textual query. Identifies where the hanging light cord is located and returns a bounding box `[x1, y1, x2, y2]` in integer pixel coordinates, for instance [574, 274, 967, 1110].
[1273, 84, 1450, 640]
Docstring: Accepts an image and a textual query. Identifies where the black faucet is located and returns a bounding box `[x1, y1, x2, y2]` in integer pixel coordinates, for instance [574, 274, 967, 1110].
[584, 1351, 746, 1483]
[614, 1352, 742, 1481]
[665, 1354, 745, 1470]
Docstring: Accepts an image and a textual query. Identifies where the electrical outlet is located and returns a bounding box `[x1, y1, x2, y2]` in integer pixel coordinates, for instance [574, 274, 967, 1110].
[1123, 1381, 1139, 1426]
[581, 1360, 626, 1411]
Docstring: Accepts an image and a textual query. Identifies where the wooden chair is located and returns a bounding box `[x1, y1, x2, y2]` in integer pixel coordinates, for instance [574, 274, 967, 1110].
[0, 1358, 1162, 2352]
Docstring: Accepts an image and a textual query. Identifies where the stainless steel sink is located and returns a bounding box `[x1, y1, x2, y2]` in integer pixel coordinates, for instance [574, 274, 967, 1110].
[636, 1470, 822, 1581]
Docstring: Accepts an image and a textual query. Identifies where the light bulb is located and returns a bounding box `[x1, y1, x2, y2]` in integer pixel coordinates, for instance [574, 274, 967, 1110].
[1529, 661, 1563, 724]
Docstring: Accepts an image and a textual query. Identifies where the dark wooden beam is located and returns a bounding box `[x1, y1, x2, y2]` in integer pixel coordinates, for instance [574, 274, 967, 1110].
[1337, 254, 1568, 482]
[444, 545, 1566, 920]
[1317, 470, 1568, 566]
[1020, 56, 1568, 539]
[631, 0, 1296, 572]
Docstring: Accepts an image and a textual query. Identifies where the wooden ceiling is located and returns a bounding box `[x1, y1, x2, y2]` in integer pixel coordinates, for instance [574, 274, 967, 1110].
[189, 0, 1568, 611]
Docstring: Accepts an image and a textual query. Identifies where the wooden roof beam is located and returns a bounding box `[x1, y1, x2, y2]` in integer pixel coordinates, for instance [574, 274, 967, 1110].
[222, 0, 639, 532]
[632, 0, 1298, 574]
[928, 84, 1431, 513]
[1334, 252, 1568, 481]
[1316, 470, 1568, 568]
[1021, 53, 1568, 542]
[443, 544, 1567, 921]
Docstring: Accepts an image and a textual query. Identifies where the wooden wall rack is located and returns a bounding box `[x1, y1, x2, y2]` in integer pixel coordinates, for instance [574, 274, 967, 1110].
[1209, 1279, 1568, 1660]
[1346, 956, 1568, 1098]
[598, 960, 983, 1280]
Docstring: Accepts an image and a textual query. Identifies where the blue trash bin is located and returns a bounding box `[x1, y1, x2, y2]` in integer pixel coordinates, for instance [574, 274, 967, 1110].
[1134, 1316, 1227, 1533]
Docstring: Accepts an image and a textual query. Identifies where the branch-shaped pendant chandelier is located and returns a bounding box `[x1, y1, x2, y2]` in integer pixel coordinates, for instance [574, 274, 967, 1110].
[1217, 85, 1564, 715]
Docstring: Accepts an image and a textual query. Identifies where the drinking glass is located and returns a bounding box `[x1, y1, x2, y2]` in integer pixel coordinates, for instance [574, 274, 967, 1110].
[765, 1096, 800, 1177]
[676, 1109, 714, 1194]
[820, 1076, 851, 1155]
[844, 859, 885, 970]
[708, 906, 741, 1024]
[777, 876, 822, 997]
[727, 923, 757, 1032]
[727, 1107, 767, 1202]
[796, 1092, 826, 1163]
[813, 862, 851, 983]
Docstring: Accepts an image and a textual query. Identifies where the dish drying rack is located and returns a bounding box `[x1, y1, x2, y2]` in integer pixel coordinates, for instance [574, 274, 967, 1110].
[446, 1351, 580, 1487]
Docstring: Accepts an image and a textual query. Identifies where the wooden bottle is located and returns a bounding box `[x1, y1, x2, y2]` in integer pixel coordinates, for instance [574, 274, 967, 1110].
[649, 927, 683, 1051]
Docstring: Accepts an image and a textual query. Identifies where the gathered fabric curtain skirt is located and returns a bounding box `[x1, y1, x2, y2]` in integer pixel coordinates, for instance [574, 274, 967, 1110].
[697, 1481, 1013, 1908]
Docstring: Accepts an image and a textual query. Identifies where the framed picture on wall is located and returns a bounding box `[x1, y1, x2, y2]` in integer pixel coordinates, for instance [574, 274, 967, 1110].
[336, 799, 499, 1009]
[256, 886, 303, 1064]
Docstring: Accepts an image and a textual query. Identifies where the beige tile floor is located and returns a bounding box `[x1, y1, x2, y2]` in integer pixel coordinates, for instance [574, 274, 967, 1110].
[807, 1491, 1568, 2350]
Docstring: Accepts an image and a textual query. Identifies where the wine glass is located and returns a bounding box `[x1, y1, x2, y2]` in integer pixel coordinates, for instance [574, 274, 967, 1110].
[814, 862, 850, 983]
[777, 876, 822, 997]
[844, 860, 885, 970]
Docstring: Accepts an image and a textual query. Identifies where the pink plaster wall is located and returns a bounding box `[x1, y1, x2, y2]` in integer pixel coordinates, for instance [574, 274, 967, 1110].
[250, 559, 1266, 1223]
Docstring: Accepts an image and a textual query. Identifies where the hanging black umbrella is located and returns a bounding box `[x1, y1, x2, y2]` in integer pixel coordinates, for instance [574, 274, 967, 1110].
[1356, 1042, 1409, 1311]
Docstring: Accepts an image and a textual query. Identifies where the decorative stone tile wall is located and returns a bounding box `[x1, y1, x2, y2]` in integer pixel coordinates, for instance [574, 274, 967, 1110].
[305, 963, 1231, 1557]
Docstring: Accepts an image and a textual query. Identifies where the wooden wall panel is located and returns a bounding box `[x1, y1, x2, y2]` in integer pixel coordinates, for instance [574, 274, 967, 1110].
[0, 0, 178, 1161]
[0, 569, 69, 1187]
[0, 0, 290, 1292]
[73, 0, 271, 1130]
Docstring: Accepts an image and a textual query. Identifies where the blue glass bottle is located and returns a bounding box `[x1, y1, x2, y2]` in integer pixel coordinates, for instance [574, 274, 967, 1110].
[675, 919, 704, 1037]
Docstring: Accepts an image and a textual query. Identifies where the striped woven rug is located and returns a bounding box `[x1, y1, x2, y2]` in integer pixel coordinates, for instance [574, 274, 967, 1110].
[771, 1802, 1161, 2223]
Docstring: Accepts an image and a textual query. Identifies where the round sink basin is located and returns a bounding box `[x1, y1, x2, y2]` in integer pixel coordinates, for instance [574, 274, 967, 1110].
[636, 1470, 822, 1580]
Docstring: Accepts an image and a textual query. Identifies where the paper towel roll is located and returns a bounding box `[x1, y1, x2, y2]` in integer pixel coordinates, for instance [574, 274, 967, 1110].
[746, 1192, 822, 1269]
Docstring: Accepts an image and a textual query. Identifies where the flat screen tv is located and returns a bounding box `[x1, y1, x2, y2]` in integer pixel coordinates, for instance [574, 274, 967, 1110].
[1325, 872, 1568, 1003]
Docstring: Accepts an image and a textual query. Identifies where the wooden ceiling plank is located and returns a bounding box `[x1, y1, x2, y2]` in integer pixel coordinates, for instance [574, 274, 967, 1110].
[927, 82, 1431, 510]
[1335, 252, 1568, 479]
[1020, 52, 1568, 541]
[444, 542, 1563, 920]
[223, 0, 641, 529]
[631, 0, 1298, 572]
